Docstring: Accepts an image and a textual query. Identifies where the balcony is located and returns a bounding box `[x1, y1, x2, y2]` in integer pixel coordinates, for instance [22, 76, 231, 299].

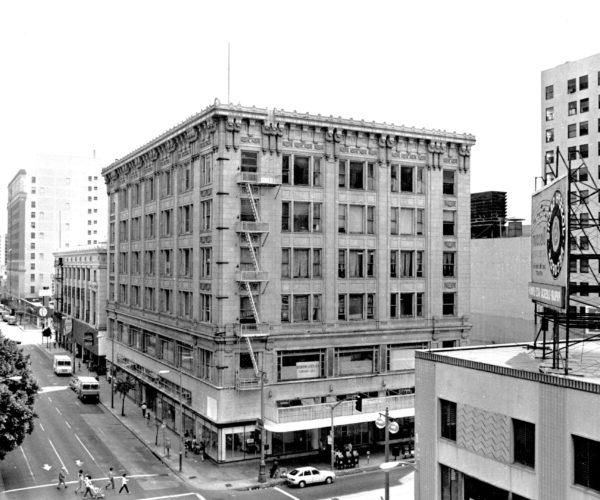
[233, 323, 270, 337]
[235, 270, 269, 282]
[235, 221, 270, 233]
[266, 394, 414, 425]
[237, 171, 281, 186]
[235, 371, 261, 390]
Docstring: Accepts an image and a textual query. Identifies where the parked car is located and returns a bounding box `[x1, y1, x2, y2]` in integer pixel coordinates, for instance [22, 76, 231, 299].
[286, 467, 335, 488]
[6, 315, 17, 325]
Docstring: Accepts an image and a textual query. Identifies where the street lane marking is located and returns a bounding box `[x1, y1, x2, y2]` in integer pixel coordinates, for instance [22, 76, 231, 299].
[39, 423, 45, 432]
[19, 446, 35, 481]
[65, 420, 71, 429]
[3, 474, 160, 494]
[47, 396, 52, 402]
[47, 438, 68, 474]
[39, 386, 68, 393]
[74, 433, 99, 467]
[55, 407, 62, 415]
[273, 487, 300, 500]
[140, 494, 206, 500]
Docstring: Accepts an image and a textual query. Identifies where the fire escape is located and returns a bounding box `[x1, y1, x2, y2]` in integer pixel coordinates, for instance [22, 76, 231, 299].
[234, 153, 280, 390]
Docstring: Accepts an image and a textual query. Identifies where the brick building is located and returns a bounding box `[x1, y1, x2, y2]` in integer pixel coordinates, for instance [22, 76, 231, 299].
[53, 245, 108, 373]
[101, 102, 475, 462]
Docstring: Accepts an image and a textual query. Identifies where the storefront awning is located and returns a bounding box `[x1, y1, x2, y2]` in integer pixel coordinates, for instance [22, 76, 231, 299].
[264, 407, 414, 433]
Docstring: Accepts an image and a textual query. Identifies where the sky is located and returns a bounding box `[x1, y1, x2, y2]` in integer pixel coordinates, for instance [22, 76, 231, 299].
[1, 0, 600, 234]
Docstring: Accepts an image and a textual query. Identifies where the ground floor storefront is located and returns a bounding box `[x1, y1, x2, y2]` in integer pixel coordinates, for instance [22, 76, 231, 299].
[110, 362, 415, 463]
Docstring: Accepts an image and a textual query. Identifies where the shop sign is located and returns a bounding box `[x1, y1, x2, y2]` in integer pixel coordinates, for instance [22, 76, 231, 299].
[296, 361, 320, 379]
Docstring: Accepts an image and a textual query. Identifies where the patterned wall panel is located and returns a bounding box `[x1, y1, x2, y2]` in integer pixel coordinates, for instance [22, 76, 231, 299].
[457, 403, 511, 463]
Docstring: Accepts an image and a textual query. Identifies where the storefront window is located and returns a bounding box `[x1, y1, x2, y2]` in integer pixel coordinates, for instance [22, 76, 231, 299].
[387, 343, 428, 371]
[224, 426, 260, 460]
[277, 349, 326, 381]
[335, 346, 378, 376]
[272, 430, 312, 456]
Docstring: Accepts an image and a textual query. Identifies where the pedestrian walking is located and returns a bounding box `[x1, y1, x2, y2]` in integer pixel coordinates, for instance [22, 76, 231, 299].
[146, 412, 151, 426]
[141, 402, 147, 418]
[83, 474, 94, 498]
[269, 457, 279, 478]
[74, 469, 84, 494]
[165, 437, 171, 458]
[104, 467, 115, 490]
[56, 466, 68, 489]
[118, 473, 130, 494]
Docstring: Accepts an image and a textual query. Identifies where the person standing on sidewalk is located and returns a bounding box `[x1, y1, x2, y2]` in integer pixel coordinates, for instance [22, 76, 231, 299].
[118, 473, 130, 494]
[104, 466, 115, 490]
[269, 458, 279, 478]
[74, 469, 84, 494]
[56, 466, 68, 489]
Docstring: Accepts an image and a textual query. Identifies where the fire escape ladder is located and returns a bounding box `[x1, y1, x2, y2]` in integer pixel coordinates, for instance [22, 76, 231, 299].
[244, 335, 260, 378]
[243, 280, 260, 323]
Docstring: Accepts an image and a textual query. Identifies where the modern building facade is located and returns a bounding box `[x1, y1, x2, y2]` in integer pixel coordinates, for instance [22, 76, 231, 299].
[6, 156, 107, 300]
[101, 102, 475, 462]
[53, 245, 108, 374]
[415, 343, 600, 500]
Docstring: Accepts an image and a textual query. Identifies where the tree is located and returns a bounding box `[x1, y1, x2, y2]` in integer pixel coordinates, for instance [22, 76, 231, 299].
[0, 337, 39, 460]
[114, 376, 135, 417]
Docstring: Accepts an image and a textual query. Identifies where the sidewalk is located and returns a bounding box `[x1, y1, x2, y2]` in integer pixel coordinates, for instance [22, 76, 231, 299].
[38, 344, 403, 491]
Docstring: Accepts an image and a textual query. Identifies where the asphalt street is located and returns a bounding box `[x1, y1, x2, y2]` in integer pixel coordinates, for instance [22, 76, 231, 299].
[0, 324, 414, 500]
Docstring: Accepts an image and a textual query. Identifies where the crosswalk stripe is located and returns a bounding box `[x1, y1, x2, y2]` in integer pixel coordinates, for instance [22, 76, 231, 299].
[3, 473, 160, 494]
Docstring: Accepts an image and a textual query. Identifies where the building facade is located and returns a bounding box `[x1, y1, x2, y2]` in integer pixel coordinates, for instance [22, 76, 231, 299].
[101, 102, 475, 463]
[53, 245, 108, 373]
[415, 344, 600, 500]
[6, 156, 107, 301]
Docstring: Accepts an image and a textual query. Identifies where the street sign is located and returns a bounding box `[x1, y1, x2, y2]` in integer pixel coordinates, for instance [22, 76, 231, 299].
[38, 307, 48, 318]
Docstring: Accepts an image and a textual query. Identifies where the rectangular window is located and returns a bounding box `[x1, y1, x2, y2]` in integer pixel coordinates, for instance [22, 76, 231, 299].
[201, 200, 211, 231]
[513, 419, 535, 468]
[282, 201, 290, 232]
[160, 288, 173, 314]
[400, 251, 413, 278]
[338, 249, 346, 278]
[545, 85, 553, 99]
[390, 207, 399, 235]
[568, 78, 576, 94]
[400, 166, 413, 192]
[580, 74, 589, 90]
[119, 220, 128, 241]
[277, 349, 325, 381]
[201, 247, 211, 277]
[160, 209, 173, 237]
[443, 210, 455, 236]
[581, 98, 590, 113]
[416, 292, 424, 317]
[440, 399, 457, 441]
[131, 217, 141, 240]
[338, 204, 347, 233]
[313, 249, 322, 278]
[179, 248, 193, 277]
[349, 161, 364, 189]
[161, 249, 173, 277]
[281, 295, 290, 322]
[545, 107, 554, 121]
[179, 163, 193, 192]
[390, 164, 399, 192]
[338, 294, 346, 320]
[580, 258, 589, 273]
[581, 144, 589, 158]
[179, 204, 193, 234]
[546, 129, 554, 143]
[367, 250, 375, 277]
[281, 248, 290, 278]
[390, 250, 398, 278]
[349, 250, 364, 278]
[131, 251, 141, 274]
[312, 294, 321, 321]
[390, 294, 398, 318]
[367, 206, 375, 234]
[568, 146, 577, 161]
[144, 177, 155, 202]
[313, 203, 322, 232]
[568, 123, 577, 138]
[200, 294, 211, 322]
[416, 209, 424, 235]
[443, 170, 455, 195]
[144, 250, 155, 275]
[178, 291, 193, 318]
[400, 208, 414, 235]
[335, 346, 377, 376]
[241, 151, 258, 173]
[416, 167, 424, 194]
[573, 435, 600, 492]
[145, 213, 155, 238]
[367, 163, 375, 190]
[443, 252, 456, 277]
[293, 295, 309, 322]
[400, 293, 413, 317]
[348, 293, 364, 320]
[131, 184, 141, 206]
[293, 202, 310, 232]
[349, 205, 364, 234]
[569, 101, 577, 116]
[200, 155, 213, 186]
[580, 121, 589, 136]
[282, 155, 290, 185]
[313, 158, 321, 187]
[338, 160, 346, 188]
[416, 251, 424, 278]
[293, 156, 309, 185]
[443, 292, 456, 316]
[161, 170, 173, 197]
[293, 249, 310, 278]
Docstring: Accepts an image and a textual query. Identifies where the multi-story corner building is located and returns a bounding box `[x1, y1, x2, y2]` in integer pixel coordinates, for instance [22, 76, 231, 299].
[415, 343, 600, 500]
[101, 102, 475, 463]
[53, 245, 108, 373]
[6, 156, 107, 300]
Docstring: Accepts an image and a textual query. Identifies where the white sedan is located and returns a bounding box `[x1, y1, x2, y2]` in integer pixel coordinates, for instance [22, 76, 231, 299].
[286, 466, 335, 488]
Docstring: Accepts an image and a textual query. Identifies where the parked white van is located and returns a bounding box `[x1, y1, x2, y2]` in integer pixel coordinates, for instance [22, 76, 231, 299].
[53, 355, 73, 376]
[75, 376, 100, 403]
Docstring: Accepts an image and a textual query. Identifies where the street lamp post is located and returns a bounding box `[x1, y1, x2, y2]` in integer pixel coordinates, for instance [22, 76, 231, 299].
[329, 399, 345, 470]
[375, 407, 400, 500]
[258, 370, 267, 483]
[110, 328, 115, 409]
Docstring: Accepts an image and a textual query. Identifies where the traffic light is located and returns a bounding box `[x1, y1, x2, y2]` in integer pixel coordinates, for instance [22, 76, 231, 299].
[355, 395, 363, 412]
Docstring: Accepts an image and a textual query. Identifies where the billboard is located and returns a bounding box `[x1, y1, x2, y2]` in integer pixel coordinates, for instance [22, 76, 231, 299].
[530, 175, 568, 309]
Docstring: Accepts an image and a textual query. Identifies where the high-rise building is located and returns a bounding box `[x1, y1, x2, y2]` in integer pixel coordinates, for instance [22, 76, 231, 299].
[470, 191, 506, 238]
[6, 156, 107, 300]
[100, 102, 475, 463]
